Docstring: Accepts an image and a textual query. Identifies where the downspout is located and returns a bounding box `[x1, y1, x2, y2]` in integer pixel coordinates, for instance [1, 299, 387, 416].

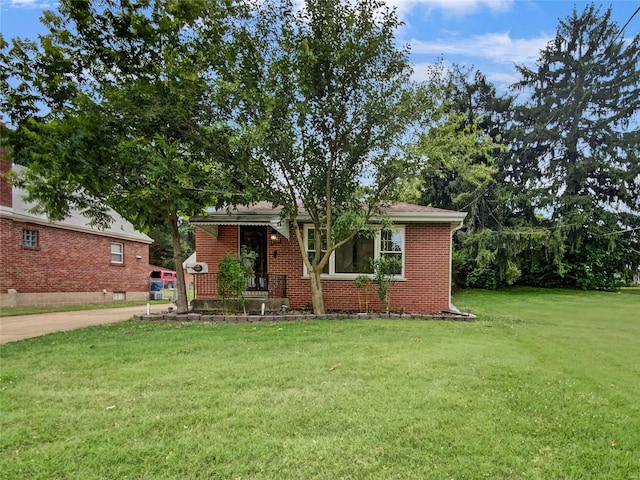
[448, 220, 465, 313]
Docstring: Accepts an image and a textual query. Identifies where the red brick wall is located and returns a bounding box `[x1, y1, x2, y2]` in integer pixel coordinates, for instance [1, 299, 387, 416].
[195, 223, 453, 313]
[194, 227, 239, 296]
[0, 218, 149, 294]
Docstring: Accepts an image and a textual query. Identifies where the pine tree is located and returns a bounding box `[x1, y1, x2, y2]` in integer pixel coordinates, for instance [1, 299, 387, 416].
[512, 4, 640, 288]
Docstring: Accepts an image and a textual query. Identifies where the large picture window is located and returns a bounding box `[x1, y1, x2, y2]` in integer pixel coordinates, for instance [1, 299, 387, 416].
[304, 226, 404, 278]
[335, 234, 375, 274]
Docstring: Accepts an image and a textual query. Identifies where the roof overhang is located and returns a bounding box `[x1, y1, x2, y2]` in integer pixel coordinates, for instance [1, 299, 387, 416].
[191, 209, 466, 237]
[191, 213, 290, 239]
[372, 211, 468, 230]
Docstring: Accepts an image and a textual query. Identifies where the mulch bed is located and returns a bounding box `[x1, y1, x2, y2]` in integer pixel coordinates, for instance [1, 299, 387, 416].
[133, 310, 476, 323]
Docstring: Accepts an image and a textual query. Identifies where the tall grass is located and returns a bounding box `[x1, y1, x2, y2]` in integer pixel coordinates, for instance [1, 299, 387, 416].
[1, 288, 638, 479]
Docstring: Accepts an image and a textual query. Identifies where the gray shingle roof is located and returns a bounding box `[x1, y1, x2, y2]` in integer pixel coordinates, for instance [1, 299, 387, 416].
[2, 165, 152, 244]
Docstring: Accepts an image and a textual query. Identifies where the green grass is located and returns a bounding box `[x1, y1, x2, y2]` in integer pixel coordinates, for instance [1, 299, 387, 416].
[620, 286, 640, 296]
[0, 299, 170, 318]
[1, 288, 639, 479]
[0, 287, 192, 317]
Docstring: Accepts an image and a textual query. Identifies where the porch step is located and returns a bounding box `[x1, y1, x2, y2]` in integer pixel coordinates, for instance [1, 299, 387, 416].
[192, 297, 289, 314]
[245, 291, 268, 298]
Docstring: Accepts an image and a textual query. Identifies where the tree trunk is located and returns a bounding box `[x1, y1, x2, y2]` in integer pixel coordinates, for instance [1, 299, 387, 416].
[167, 211, 189, 313]
[309, 268, 325, 314]
[292, 219, 327, 314]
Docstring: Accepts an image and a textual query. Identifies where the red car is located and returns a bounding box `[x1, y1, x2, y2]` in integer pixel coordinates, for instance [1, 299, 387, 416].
[149, 270, 177, 288]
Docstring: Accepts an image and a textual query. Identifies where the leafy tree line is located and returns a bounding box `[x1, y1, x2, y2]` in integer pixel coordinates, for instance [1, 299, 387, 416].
[1, 0, 425, 314]
[1, 0, 250, 312]
[148, 222, 194, 270]
[0, 0, 637, 320]
[419, 4, 640, 290]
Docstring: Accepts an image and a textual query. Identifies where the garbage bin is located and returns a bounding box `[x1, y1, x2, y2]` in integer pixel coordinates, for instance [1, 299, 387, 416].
[149, 279, 163, 300]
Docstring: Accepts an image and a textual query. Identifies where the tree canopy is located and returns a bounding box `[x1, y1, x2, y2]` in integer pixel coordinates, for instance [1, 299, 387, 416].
[2, 0, 637, 312]
[1, 0, 247, 311]
[229, 0, 423, 313]
[421, 4, 640, 290]
[512, 4, 640, 289]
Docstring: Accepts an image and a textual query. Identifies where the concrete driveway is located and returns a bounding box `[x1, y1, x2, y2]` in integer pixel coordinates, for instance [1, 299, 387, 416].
[0, 303, 169, 344]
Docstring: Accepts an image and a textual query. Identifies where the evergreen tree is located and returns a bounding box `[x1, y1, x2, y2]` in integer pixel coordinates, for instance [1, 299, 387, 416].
[415, 66, 558, 289]
[512, 4, 640, 288]
[418, 65, 511, 233]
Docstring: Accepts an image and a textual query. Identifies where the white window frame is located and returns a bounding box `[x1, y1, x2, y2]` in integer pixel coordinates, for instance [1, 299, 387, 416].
[110, 242, 124, 264]
[22, 229, 38, 248]
[303, 225, 405, 279]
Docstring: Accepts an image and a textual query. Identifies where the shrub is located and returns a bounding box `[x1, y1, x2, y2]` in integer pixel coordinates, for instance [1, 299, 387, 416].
[216, 254, 247, 314]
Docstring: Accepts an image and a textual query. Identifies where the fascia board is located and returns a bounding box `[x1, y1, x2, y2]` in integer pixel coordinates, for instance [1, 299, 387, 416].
[374, 212, 467, 224]
[191, 210, 467, 228]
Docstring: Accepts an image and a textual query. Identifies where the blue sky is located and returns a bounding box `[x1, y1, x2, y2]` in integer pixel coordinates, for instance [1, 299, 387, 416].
[1, 0, 639, 92]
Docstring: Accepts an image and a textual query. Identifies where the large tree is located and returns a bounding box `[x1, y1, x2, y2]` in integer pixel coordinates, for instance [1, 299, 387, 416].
[417, 65, 506, 233]
[1, 0, 245, 311]
[414, 66, 543, 289]
[512, 4, 640, 288]
[230, 0, 423, 313]
[149, 222, 195, 270]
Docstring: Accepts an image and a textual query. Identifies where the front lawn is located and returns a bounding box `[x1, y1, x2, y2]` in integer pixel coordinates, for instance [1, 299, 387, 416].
[1, 288, 638, 479]
[0, 299, 170, 318]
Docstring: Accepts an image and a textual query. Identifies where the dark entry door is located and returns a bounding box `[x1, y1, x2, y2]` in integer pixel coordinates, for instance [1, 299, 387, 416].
[240, 226, 268, 291]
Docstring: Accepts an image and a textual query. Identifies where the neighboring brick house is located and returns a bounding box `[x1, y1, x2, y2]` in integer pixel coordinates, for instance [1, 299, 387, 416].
[0, 158, 153, 308]
[189, 202, 466, 313]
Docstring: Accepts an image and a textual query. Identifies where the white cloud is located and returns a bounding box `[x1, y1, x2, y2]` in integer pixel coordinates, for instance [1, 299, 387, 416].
[411, 59, 520, 91]
[4, 0, 56, 8]
[411, 31, 551, 65]
[386, 0, 514, 18]
[484, 70, 521, 91]
[411, 61, 451, 82]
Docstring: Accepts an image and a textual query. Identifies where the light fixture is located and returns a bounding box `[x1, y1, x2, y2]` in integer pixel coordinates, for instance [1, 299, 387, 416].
[270, 232, 280, 244]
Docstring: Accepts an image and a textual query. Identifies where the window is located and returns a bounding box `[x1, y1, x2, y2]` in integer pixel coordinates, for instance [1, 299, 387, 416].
[381, 229, 403, 275]
[306, 228, 329, 274]
[110, 242, 124, 264]
[304, 225, 404, 278]
[335, 234, 374, 274]
[22, 229, 38, 248]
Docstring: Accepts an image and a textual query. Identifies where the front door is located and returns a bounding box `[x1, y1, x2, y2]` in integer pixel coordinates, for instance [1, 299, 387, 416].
[240, 226, 268, 291]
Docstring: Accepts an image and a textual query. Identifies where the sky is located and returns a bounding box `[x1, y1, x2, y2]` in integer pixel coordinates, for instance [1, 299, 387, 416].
[0, 0, 639, 92]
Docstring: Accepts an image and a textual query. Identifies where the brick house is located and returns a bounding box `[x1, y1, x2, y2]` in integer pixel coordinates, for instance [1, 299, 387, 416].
[190, 202, 466, 314]
[0, 158, 153, 308]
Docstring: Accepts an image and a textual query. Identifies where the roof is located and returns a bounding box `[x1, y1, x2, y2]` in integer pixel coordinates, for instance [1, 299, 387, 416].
[381, 202, 461, 214]
[190, 201, 467, 238]
[375, 202, 468, 223]
[0, 165, 153, 244]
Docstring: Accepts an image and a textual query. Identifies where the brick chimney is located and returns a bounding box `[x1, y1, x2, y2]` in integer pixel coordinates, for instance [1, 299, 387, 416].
[0, 146, 12, 208]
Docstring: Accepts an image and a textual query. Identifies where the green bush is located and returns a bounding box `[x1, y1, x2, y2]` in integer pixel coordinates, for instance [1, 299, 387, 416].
[216, 253, 247, 313]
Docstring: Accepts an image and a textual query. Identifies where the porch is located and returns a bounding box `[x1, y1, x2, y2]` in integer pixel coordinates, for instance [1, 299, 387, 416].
[191, 273, 289, 314]
[193, 273, 287, 298]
